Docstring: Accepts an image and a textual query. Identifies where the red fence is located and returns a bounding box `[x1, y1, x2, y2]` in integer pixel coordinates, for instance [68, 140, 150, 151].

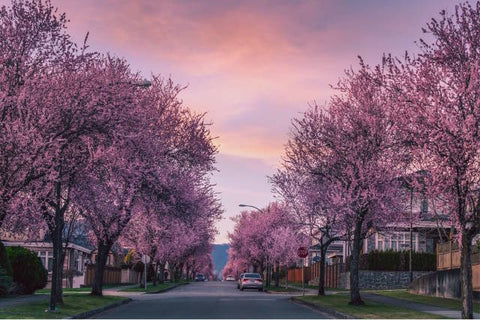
[287, 266, 311, 283]
[288, 262, 344, 288]
[84, 264, 122, 287]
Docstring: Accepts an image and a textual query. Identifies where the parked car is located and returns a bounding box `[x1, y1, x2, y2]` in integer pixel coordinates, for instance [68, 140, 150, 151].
[237, 273, 244, 289]
[239, 273, 263, 291]
[195, 274, 206, 282]
[225, 275, 235, 281]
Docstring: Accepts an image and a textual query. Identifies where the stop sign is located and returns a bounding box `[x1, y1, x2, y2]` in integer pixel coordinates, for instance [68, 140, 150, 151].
[297, 247, 308, 258]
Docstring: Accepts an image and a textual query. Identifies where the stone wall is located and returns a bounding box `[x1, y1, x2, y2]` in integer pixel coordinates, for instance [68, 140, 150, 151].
[408, 269, 461, 299]
[339, 271, 432, 290]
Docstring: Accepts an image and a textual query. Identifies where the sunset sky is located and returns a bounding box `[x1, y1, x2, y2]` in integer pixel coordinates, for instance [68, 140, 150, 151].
[31, 0, 462, 243]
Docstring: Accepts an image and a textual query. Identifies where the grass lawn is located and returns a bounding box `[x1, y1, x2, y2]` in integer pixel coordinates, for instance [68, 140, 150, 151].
[120, 280, 188, 293]
[36, 283, 127, 294]
[297, 294, 447, 319]
[287, 282, 319, 290]
[0, 295, 127, 319]
[372, 289, 480, 312]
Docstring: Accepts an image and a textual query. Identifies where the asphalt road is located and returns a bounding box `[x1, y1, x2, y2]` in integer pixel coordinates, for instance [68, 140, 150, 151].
[96, 281, 331, 319]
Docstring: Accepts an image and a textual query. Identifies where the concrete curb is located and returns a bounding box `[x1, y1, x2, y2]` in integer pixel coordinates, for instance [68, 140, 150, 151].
[69, 298, 132, 319]
[146, 282, 190, 294]
[290, 297, 354, 319]
[265, 289, 301, 294]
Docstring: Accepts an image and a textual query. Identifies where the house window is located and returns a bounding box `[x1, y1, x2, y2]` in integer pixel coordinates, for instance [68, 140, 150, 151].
[74, 251, 79, 271]
[38, 251, 46, 268]
[48, 257, 53, 271]
[38, 251, 53, 271]
[421, 199, 428, 215]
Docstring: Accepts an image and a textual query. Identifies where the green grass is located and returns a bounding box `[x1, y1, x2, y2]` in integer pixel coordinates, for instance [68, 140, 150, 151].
[287, 282, 319, 290]
[0, 295, 127, 319]
[372, 289, 480, 312]
[36, 283, 127, 294]
[297, 294, 447, 319]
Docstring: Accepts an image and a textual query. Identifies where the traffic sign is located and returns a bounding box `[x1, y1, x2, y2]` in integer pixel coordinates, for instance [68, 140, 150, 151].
[297, 247, 308, 258]
[312, 256, 321, 262]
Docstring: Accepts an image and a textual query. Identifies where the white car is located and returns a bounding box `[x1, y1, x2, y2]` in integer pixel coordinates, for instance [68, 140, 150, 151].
[225, 275, 235, 281]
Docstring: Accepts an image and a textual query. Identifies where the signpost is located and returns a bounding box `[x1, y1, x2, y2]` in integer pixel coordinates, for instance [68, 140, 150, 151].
[297, 247, 308, 296]
[142, 255, 151, 290]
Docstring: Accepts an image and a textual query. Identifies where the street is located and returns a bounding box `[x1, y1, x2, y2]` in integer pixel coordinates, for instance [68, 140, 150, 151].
[96, 281, 331, 319]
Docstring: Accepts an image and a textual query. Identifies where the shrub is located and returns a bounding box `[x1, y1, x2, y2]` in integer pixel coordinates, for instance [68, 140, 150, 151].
[0, 242, 12, 276]
[133, 261, 144, 273]
[6, 246, 48, 294]
[347, 250, 436, 271]
[0, 267, 12, 296]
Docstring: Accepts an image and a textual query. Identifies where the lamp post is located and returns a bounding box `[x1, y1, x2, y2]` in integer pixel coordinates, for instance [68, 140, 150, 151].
[238, 204, 264, 213]
[238, 204, 270, 288]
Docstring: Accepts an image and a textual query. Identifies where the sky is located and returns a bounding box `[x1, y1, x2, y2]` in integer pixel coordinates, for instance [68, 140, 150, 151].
[24, 0, 462, 243]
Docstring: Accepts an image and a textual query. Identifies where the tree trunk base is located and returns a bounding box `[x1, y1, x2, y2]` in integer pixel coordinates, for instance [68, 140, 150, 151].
[349, 298, 365, 306]
[91, 290, 103, 297]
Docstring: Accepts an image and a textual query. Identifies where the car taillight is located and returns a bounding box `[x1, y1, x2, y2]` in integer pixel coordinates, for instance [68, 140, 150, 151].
[242, 279, 248, 282]
[255, 279, 262, 283]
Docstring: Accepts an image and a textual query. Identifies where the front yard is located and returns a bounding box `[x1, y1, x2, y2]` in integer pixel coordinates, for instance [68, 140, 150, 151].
[296, 294, 447, 319]
[0, 295, 127, 319]
[372, 289, 480, 312]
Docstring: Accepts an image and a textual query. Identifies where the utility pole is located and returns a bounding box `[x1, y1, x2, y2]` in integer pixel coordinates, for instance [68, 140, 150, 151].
[409, 187, 413, 283]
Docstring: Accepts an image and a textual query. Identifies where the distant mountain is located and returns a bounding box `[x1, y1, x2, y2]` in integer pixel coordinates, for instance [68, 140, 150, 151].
[212, 243, 229, 279]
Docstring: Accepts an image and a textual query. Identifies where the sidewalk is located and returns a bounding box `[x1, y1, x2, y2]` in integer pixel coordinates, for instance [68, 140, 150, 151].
[285, 284, 480, 318]
[103, 283, 143, 297]
[0, 294, 49, 308]
[0, 284, 140, 308]
[363, 293, 480, 319]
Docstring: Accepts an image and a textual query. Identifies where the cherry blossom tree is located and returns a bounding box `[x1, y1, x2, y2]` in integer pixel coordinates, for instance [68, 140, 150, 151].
[283, 61, 408, 305]
[391, 3, 480, 317]
[271, 169, 342, 295]
[0, 0, 80, 229]
[227, 202, 305, 287]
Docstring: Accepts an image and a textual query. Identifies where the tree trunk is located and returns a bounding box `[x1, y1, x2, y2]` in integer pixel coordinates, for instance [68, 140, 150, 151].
[285, 266, 288, 289]
[275, 262, 280, 287]
[460, 231, 473, 319]
[158, 262, 165, 284]
[349, 218, 365, 306]
[318, 248, 326, 296]
[91, 241, 111, 296]
[49, 210, 65, 311]
[152, 263, 158, 286]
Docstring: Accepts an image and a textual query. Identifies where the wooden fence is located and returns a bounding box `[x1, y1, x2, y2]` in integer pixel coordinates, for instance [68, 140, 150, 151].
[83, 264, 122, 287]
[436, 241, 480, 290]
[288, 262, 344, 288]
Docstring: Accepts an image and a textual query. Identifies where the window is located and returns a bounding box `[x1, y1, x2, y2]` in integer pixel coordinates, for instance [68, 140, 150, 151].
[38, 251, 46, 268]
[48, 257, 53, 271]
[421, 199, 428, 215]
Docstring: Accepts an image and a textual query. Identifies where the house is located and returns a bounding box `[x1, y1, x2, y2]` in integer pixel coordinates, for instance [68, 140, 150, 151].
[1, 222, 121, 288]
[342, 171, 452, 261]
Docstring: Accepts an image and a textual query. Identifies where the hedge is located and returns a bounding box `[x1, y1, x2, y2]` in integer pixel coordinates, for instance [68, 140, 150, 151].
[6, 246, 47, 294]
[0, 267, 12, 296]
[346, 250, 436, 271]
[0, 242, 12, 276]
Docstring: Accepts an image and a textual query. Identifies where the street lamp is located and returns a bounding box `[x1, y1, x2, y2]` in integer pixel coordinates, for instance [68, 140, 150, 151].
[238, 204, 264, 213]
[238, 203, 271, 288]
[132, 79, 152, 88]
